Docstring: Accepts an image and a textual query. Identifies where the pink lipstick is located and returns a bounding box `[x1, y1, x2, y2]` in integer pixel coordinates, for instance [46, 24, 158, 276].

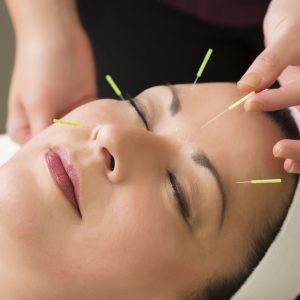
[45, 146, 82, 218]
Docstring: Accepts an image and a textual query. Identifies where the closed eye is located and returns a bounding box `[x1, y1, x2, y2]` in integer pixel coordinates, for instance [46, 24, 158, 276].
[127, 97, 190, 225]
[168, 171, 190, 223]
[127, 97, 150, 130]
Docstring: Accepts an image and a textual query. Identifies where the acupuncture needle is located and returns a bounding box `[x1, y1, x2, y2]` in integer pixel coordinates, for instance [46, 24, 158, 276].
[201, 91, 255, 129]
[53, 119, 83, 127]
[192, 48, 213, 88]
[105, 74, 125, 100]
[236, 179, 282, 184]
[53, 74, 124, 128]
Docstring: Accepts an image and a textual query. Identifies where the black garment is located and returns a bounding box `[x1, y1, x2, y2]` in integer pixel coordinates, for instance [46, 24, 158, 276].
[163, 0, 270, 27]
[76, 0, 264, 99]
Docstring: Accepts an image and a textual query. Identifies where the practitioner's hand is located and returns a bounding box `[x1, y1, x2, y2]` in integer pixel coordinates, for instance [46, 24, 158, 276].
[244, 83, 300, 174]
[237, 0, 300, 105]
[6, 26, 97, 145]
[273, 140, 300, 174]
[237, 0, 300, 174]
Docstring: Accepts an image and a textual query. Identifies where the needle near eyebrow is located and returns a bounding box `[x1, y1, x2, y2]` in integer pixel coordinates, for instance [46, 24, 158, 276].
[201, 91, 255, 129]
[192, 48, 213, 89]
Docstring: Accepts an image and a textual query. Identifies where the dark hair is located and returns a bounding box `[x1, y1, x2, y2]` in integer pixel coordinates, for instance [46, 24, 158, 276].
[185, 109, 300, 300]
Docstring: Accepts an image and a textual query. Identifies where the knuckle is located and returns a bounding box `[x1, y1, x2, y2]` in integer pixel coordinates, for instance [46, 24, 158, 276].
[256, 51, 280, 69]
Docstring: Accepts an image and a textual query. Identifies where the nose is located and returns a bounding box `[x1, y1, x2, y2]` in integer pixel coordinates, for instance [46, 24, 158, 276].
[90, 124, 168, 184]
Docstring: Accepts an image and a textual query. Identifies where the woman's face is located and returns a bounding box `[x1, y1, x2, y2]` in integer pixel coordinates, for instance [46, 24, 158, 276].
[0, 83, 292, 299]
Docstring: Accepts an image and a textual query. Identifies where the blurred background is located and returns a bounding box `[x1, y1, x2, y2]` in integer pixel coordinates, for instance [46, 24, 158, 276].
[0, 1, 14, 134]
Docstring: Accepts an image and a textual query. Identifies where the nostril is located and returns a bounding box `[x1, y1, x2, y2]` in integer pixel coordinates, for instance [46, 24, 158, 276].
[110, 155, 115, 171]
[101, 148, 115, 171]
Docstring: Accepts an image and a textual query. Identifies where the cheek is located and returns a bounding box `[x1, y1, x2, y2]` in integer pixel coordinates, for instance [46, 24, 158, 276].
[0, 155, 57, 241]
[99, 189, 168, 262]
[77, 185, 185, 286]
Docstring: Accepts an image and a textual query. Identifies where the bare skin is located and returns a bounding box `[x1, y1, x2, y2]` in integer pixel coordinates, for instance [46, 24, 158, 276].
[0, 83, 293, 299]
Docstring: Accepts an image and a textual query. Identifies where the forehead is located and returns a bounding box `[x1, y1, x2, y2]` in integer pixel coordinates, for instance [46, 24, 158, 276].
[138, 83, 285, 175]
[172, 83, 282, 156]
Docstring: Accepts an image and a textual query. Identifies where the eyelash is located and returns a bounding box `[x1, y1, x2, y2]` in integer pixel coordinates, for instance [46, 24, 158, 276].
[127, 98, 190, 223]
[128, 97, 149, 130]
[167, 171, 190, 221]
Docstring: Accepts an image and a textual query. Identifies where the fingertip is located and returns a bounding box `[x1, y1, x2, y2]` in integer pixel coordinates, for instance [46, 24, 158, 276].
[273, 140, 293, 157]
[30, 117, 53, 137]
[244, 100, 263, 112]
[273, 143, 284, 157]
[237, 82, 255, 93]
[284, 159, 294, 173]
[273, 141, 297, 159]
[284, 159, 300, 174]
[7, 127, 31, 145]
[237, 72, 262, 92]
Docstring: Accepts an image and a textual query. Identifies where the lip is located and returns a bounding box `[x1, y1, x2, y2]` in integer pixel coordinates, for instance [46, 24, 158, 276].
[45, 146, 82, 218]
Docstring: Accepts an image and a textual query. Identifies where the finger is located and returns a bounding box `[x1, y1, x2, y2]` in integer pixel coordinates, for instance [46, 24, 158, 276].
[6, 98, 32, 145]
[237, 41, 289, 93]
[58, 92, 97, 117]
[244, 81, 300, 112]
[27, 102, 55, 137]
[284, 158, 300, 174]
[273, 139, 300, 161]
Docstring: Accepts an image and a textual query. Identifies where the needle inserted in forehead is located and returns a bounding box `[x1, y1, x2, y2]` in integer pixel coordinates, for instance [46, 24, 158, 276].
[105, 74, 125, 100]
[201, 91, 255, 129]
[236, 179, 282, 184]
[192, 48, 213, 89]
[53, 119, 83, 127]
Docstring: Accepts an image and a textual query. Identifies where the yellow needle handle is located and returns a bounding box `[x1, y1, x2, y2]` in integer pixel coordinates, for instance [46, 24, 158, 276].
[105, 74, 123, 98]
[251, 179, 282, 184]
[196, 48, 213, 78]
[53, 119, 82, 127]
[228, 91, 255, 110]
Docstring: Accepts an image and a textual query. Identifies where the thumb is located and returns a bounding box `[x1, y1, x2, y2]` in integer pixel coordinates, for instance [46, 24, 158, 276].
[237, 40, 289, 93]
[6, 98, 31, 145]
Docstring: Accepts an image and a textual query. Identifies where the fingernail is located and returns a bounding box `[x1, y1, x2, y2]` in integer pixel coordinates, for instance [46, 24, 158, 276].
[273, 145, 283, 157]
[238, 73, 262, 89]
[274, 145, 295, 158]
[244, 100, 263, 112]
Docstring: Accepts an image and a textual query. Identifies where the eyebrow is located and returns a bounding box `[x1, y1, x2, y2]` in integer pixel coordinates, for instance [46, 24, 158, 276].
[166, 85, 227, 227]
[192, 153, 227, 227]
[167, 84, 181, 115]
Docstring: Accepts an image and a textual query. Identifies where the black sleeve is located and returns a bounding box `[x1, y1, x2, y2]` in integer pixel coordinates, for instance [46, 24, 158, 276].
[76, 0, 264, 98]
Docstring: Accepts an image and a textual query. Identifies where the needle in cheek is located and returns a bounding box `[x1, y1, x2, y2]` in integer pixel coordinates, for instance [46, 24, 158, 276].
[53, 119, 83, 127]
